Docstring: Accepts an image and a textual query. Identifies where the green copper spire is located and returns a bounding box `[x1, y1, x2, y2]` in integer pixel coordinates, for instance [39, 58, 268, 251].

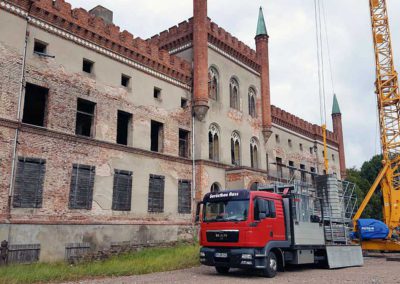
[332, 94, 341, 114]
[256, 7, 268, 37]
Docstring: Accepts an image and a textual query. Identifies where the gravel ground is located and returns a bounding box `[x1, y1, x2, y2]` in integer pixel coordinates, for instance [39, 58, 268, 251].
[65, 257, 399, 284]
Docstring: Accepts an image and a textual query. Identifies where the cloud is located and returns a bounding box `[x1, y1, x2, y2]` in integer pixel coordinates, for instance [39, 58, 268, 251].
[67, 0, 400, 168]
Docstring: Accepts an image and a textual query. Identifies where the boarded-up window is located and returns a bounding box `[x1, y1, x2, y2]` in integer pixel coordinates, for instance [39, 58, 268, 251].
[13, 157, 46, 208]
[178, 180, 191, 214]
[112, 170, 133, 211]
[69, 164, 95, 210]
[148, 174, 165, 213]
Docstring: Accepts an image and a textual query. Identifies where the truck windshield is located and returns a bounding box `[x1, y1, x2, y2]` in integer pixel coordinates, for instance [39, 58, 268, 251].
[203, 199, 249, 222]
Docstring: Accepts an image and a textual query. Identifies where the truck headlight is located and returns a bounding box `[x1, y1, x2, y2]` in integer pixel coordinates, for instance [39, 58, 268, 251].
[241, 254, 252, 259]
[200, 252, 205, 257]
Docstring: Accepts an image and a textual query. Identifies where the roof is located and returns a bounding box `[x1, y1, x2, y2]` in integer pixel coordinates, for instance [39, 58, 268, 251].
[256, 7, 268, 37]
[332, 94, 341, 114]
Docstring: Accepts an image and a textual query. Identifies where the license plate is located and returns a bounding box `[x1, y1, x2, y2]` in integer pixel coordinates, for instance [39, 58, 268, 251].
[215, 252, 228, 258]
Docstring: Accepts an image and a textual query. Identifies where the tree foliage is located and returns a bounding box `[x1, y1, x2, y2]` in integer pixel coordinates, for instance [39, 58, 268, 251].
[346, 155, 383, 220]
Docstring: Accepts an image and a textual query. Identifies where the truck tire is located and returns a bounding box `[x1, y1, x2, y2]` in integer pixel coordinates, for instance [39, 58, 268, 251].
[215, 266, 230, 274]
[262, 251, 278, 278]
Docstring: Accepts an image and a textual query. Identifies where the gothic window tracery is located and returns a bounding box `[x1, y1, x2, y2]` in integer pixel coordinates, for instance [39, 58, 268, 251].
[231, 131, 241, 166]
[208, 67, 219, 100]
[209, 123, 220, 161]
[248, 88, 257, 118]
[230, 78, 240, 110]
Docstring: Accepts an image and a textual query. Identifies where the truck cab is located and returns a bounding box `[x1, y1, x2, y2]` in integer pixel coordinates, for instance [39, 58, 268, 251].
[198, 189, 290, 277]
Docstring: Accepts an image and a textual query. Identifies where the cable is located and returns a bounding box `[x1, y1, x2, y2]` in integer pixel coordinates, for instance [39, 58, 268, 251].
[321, 0, 336, 96]
[314, 0, 323, 126]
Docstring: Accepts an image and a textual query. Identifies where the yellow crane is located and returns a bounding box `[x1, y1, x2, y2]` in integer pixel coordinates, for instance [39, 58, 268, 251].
[352, 0, 400, 251]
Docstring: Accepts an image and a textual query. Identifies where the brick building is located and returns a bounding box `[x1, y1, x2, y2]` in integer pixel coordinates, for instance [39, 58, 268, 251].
[0, 0, 346, 262]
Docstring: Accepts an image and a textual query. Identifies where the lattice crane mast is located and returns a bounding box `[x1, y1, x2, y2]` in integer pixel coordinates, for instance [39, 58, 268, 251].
[352, 0, 400, 251]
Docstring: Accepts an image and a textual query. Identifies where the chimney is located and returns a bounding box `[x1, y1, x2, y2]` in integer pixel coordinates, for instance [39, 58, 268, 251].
[89, 5, 113, 25]
[192, 0, 209, 121]
[255, 7, 272, 142]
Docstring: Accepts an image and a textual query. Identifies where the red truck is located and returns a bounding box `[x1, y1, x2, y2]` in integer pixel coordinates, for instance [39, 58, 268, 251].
[196, 186, 363, 278]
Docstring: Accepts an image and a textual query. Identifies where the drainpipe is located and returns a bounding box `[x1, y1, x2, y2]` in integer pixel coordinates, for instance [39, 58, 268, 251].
[8, 11, 31, 220]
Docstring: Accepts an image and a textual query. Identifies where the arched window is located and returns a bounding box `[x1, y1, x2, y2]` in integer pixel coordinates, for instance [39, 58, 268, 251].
[208, 67, 219, 100]
[248, 88, 257, 118]
[231, 131, 241, 166]
[229, 78, 240, 110]
[208, 124, 220, 161]
[250, 137, 259, 169]
[210, 182, 221, 193]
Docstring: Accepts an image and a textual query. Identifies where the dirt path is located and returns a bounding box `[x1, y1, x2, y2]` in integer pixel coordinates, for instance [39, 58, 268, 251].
[65, 257, 398, 284]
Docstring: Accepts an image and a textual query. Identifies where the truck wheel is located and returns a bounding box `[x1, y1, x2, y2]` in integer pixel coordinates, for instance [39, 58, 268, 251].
[262, 251, 278, 278]
[215, 266, 230, 274]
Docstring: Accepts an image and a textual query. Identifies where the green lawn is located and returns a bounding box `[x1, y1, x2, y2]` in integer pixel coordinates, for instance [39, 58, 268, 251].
[0, 243, 200, 284]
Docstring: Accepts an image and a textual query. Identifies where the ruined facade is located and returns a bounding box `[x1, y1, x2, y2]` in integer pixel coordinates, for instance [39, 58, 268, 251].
[0, 0, 346, 262]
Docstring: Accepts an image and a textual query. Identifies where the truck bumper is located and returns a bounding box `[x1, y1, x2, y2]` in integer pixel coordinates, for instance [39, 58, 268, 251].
[200, 247, 267, 269]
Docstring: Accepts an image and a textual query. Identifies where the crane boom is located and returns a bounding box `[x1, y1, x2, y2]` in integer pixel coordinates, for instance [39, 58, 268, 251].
[352, 0, 400, 250]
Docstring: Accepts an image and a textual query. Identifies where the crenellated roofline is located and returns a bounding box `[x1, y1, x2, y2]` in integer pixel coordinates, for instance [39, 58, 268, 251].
[3, 0, 192, 85]
[148, 18, 260, 73]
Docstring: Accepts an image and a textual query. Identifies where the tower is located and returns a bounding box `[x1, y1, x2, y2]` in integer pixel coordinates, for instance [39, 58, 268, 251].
[255, 7, 272, 142]
[332, 94, 346, 179]
[193, 0, 209, 121]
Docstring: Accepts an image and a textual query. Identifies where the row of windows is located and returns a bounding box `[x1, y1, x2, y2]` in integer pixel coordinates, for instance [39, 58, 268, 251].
[208, 67, 257, 118]
[33, 39, 192, 107]
[275, 134, 336, 161]
[13, 157, 192, 214]
[208, 124, 260, 168]
[22, 83, 191, 157]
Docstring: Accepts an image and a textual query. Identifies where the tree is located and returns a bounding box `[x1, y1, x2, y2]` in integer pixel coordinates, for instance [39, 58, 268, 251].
[346, 155, 383, 220]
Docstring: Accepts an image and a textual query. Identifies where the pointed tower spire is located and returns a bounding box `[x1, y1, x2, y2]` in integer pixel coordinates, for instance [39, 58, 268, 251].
[256, 7, 268, 37]
[332, 94, 341, 114]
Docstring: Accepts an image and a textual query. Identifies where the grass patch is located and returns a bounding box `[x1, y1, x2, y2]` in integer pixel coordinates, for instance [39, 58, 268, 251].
[0, 243, 200, 284]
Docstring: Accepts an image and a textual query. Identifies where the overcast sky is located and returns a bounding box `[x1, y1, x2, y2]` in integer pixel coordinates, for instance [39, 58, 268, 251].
[67, 0, 400, 169]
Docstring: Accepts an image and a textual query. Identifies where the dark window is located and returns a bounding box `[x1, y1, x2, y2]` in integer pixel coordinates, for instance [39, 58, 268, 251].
[121, 74, 130, 87]
[82, 58, 94, 73]
[117, 110, 132, 145]
[299, 143, 303, 151]
[178, 180, 191, 214]
[276, 157, 283, 179]
[275, 134, 280, 143]
[332, 154, 335, 161]
[181, 98, 188, 108]
[310, 147, 313, 154]
[250, 143, 258, 169]
[250, 182, 259, 191]
[266, 154, 270, 174]
[75, 98, 96, 137]
[179, 129, 189, 158]
[33, 40, 47, 54]
[248, 88, 256, 118]
[208, 125, 219, 161]
[208, 67, 219, 100]
[288, 139, 292, 147]
[112, 170, 132, 211]
[210, 182, 220, 193]
[229, 78, 239, 110]
[231, 132, 241, 166]
[289, 161, 295, 178]
[22, 83, 48, 127]
[154, 87, 161, 99]
[148, 174, 165, 213]
[150, 120, 163, 152]
[13, 157, 45, 208]
[300, 164, 306, 182]
[311, 167, 316, 186]
[69, 164, 95, 210]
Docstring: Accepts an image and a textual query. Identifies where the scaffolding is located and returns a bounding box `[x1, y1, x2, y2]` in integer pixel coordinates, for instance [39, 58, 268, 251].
[258, 175, 357, 245]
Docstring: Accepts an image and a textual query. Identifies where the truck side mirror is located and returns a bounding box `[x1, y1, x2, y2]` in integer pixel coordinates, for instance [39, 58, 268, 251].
[259, 213, 267, 220]
[195, 202, 202, 224]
